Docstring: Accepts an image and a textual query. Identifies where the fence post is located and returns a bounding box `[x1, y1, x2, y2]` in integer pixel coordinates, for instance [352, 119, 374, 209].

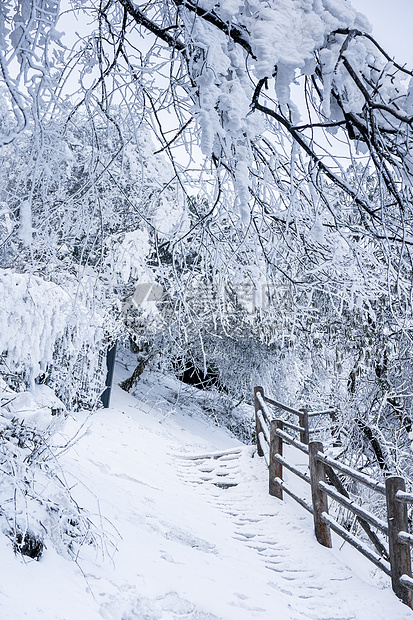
[254, 386, 265, 457]
[299, 408, 310, 445]
[269, 419, 283, 499]
[385, 476, 413, 607]
[309, 441, 332, 548]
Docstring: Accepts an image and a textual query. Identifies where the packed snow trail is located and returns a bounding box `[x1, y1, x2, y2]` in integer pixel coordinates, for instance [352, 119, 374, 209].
[175, 446, 381, 619]
[0, 370, 412, 619]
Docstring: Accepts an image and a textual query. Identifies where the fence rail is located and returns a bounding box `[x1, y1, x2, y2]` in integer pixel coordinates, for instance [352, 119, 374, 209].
[254, 385, 413, 609]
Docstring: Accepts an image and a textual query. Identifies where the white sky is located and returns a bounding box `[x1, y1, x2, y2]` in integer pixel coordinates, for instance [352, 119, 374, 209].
[353, 0, 413, 67]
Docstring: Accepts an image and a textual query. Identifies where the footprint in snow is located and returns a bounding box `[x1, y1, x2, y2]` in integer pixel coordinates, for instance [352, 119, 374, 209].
[159, 592, 195, 614]
[123, 592, 222, 620]
[164, 526, 217, 553]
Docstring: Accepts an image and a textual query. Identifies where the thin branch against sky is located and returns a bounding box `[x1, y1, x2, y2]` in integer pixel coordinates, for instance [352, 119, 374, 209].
[354, 0, 413, 67]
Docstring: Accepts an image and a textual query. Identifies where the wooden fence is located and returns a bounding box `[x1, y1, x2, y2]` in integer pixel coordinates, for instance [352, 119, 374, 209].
[254, 385, 413, 609]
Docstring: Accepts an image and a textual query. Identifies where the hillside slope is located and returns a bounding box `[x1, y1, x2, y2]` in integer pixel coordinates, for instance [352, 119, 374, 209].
[0, 370, 411, 619]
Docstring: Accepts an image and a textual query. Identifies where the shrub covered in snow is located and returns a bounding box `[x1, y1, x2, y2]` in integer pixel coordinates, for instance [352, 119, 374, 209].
[0, 269, 107, 409]
[0, 378, 103, 560]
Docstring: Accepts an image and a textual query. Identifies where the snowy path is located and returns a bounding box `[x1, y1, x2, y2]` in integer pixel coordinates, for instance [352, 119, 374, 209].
[1, 372, 412, 619]
[174, 444, 409, 620]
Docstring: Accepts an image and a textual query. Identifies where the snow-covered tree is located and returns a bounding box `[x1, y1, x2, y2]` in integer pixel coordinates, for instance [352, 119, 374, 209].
[2, 0, 413, 479]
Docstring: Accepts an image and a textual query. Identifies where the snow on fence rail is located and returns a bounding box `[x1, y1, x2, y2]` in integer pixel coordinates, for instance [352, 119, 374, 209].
[254, 385, 413, 609]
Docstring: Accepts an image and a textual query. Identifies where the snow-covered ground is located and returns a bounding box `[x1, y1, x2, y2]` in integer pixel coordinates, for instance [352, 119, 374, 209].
[1, 368, 412, 620]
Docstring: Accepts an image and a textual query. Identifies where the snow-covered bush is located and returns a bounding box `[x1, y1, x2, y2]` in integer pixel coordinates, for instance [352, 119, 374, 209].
[0, 379, 101, 560]
[0, 269, 107, 409]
